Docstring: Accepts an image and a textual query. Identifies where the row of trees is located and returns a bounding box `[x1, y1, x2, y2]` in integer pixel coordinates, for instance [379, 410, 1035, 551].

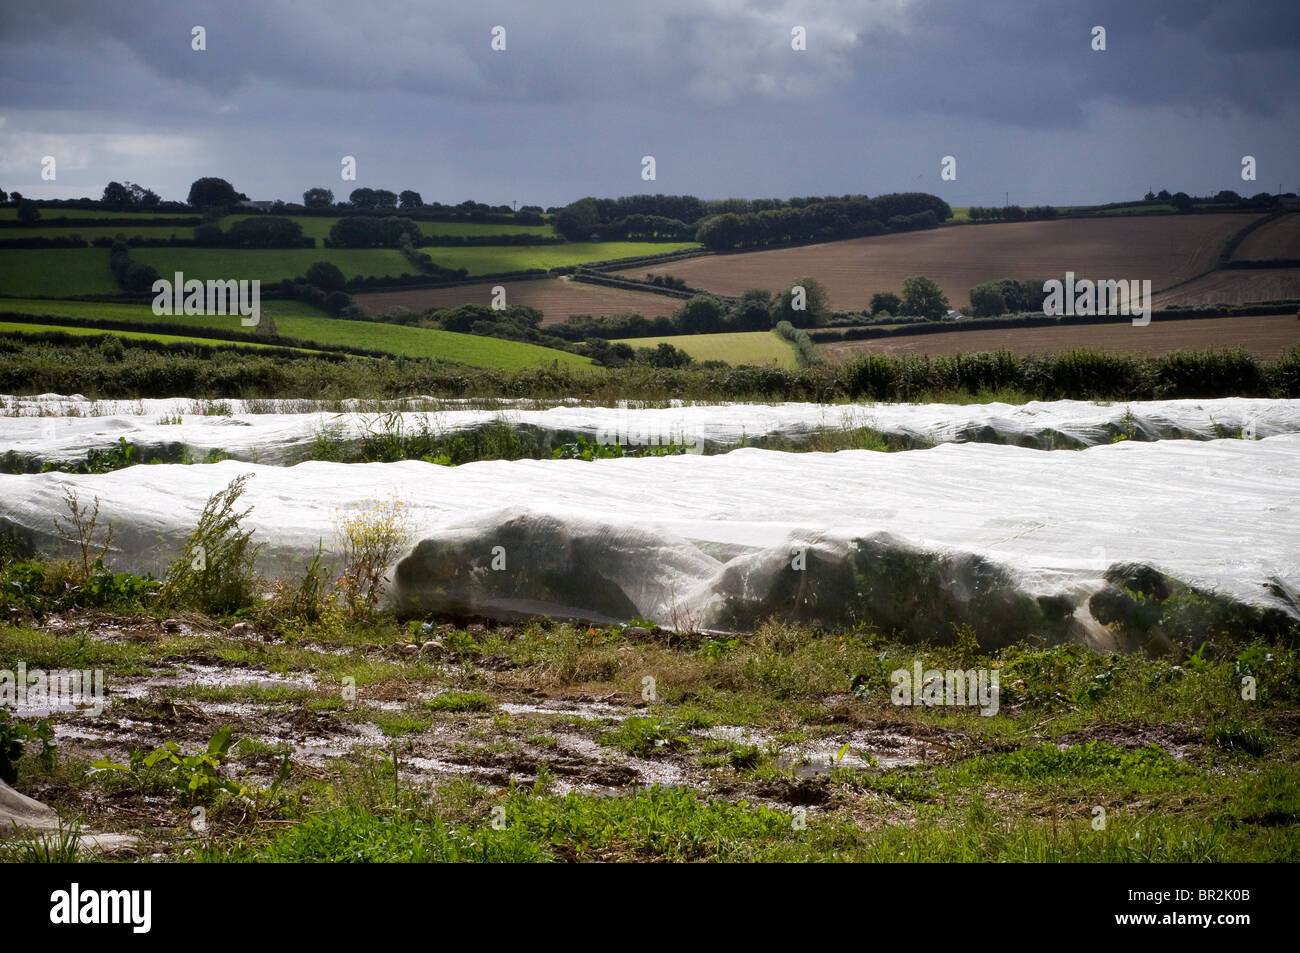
[326, 215, 423, 248]
[868, 276, 950, 321]
[967, 278, 1048, 317]
[303, 188, 546, 223]
[194, 217, 312, 248]
[967, 205, 1058, 222]
[554, 192, 953, 247]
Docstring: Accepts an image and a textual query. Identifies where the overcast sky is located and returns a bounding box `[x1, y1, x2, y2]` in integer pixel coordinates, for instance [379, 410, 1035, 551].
[1, 0, 1297, 208]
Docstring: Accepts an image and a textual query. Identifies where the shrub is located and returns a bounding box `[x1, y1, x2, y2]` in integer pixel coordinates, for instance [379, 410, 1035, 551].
[158, 474, 263, 614]
[334, 496, 412, 614]
[305, 260, 347, 292]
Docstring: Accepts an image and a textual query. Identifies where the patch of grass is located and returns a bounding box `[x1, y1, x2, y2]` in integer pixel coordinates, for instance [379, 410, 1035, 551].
[425, 690, 496, 713]
[371, 709, 433, 738]
[612, 330, 798, 368]
[1202, 719, 1276, 755]
[599, 716, 694, 758]
[0, 297, 593, 369]
[422, 242, 700, 275]
[953, 740, 1193, 796]
[0, 249, 118, 296]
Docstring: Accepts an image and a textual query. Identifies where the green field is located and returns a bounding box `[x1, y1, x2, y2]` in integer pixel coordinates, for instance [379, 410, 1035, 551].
[0, 320, 323, 353]
[0, 248, 118, 296]
[615, 330, 797, 367]
[0, 297, 593, 369]
[131, 247, 414, 284]
[0, 208, 190, 221]
[6, 224, 199, 241]
[423, 241, 700, 275]
[221, 215, 556, 241]
[4, 214, 554, 242]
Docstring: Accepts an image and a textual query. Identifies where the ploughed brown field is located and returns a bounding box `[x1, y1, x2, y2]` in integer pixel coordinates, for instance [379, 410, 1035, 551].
[818, 314, 1300, 363]
[1152, 268, 1300, 308]
[619, 214, 1259, 310]
[1232, 212, 1300, 260]
[352, 276, 680, 324]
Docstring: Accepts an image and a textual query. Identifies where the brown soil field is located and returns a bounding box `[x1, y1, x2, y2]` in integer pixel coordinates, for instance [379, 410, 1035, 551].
[619, 214, 1259, 310]
[352, 276, 681, 325]
[818, 314, 1300, 363]
[1151, 268, 1300, 308]
[1232, 212, 1300, 260]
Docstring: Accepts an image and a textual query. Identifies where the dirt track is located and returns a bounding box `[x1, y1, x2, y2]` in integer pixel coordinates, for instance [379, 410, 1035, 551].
[818, 313, 1300, 363]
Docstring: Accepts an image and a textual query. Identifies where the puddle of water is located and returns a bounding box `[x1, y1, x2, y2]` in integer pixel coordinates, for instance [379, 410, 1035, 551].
[499, 700, 633, 720]
[703, 724, 930, 775]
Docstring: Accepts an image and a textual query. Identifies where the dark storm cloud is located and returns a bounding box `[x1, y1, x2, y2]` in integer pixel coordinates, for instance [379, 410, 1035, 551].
[0, 0, 1296, 205]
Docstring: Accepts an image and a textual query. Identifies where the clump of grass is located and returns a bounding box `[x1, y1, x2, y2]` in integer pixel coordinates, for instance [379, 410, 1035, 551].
[259, 543, 344, 636]
[425, 690, 496, 713]
[1202, 719, 1276, 755]
[599, 716, 693, 758]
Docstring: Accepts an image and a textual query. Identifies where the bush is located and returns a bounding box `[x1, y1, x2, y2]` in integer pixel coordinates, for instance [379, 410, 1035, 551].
[158, 474, 263, 614]
[774, 320, 824, 366]
[334, 496, 412, 614]
[305, 260, 347, 292]
[870, 292, 901, 316]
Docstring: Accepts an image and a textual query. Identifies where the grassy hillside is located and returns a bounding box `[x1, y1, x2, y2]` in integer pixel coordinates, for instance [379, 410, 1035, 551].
[0, 298, 594, 369]
[0, 320, 323, 353]
[0, 248, 118, 296]
[615, 330, 798, 367]
[0, 208, 184, 220]
[419, 241, 700, 275]
[131, 247, 413, 285]
[220, 215, 556, 241]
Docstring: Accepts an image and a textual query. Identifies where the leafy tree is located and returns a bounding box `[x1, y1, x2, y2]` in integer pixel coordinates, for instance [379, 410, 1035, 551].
[128, 182, 160, 208]
[1156, 189, 1172, 202]
[636, 342, 693, 368]
[303, 187, 334, 208]
[349, 187, 378, 208]
[103, 181, 158, 210]
[900, 275, 949, 320]
[769, 276, 830, 328]
[1144, 190, 1156, 201]
[374, 189, 398, 209]
[553, 198, 601, 240]
[869, 292, 901, 316]
[16, 199, 41, 223]
[728, 288, 774, 330]
[1215, 190, 1241, 204]
[193, 223, 224, 246]
[1171, 191, 1193, 212]
[399, 190, 423, 209]
[102, 181, 132, 209]
[224, 217, 305, 248]
[675, 295, 727, 333]
[969, 283, 1007, 317]
[187, 177, 239, 210]
[305, 261, 347, 292]
[0, 187, 7, 204]
[123, 262, 160, 293]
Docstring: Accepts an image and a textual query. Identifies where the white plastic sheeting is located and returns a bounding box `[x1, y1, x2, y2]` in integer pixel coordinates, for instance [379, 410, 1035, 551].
[3, 395, 1299, 466]
[1, 435, 1296, 648]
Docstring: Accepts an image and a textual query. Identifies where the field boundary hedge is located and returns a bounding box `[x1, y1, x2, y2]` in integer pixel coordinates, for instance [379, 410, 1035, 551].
[808, 305, 1300, 343]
